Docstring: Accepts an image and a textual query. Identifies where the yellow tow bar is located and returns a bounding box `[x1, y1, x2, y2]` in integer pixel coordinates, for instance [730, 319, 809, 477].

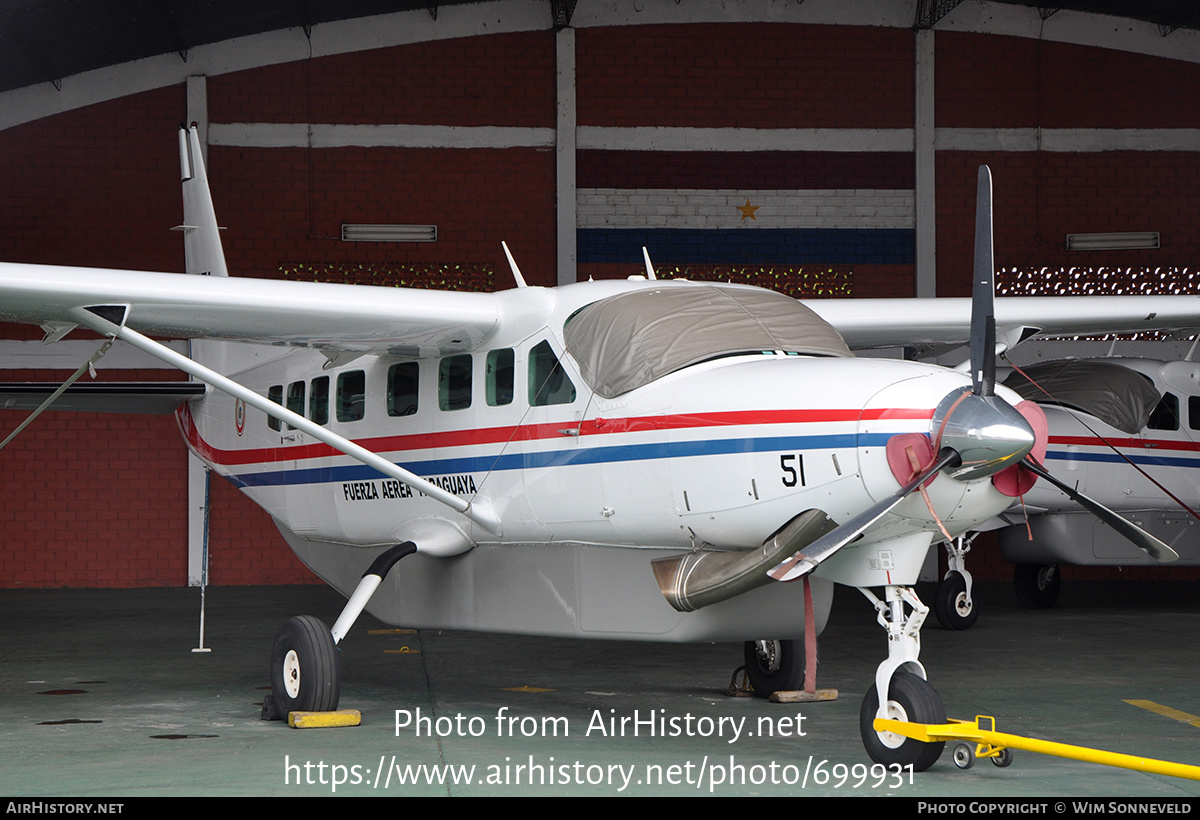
[874, 715, 1200, 780]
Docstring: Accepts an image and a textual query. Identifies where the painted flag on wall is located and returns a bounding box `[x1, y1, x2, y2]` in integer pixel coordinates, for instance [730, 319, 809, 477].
[576, 150, 915, 267]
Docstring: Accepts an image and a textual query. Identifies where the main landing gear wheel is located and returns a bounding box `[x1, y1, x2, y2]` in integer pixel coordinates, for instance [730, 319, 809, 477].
[860, 670, 946, 772]
[934, 571, 978, 631]
[1013, 564, 1061, 609]
[270, 615, 341, 714]
[743, 639, 803, 698]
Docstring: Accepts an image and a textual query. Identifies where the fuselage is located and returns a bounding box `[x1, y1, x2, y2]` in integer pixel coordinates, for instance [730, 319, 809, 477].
[1027, 359, 1200, 511]
[176, 279, 1026, 637]
[1000, 358, 1200, 566]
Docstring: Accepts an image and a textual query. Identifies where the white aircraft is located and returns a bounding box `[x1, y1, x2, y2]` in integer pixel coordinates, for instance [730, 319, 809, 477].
[0, 127, 1195, 771]
[929, 356, 1200, 629]
[994, 357, 1200, 608]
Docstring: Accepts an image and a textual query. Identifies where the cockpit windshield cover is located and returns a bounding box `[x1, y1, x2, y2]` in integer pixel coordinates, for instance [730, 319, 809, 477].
[564, 284, 853, 398]
[1002, 360, 1161, 434]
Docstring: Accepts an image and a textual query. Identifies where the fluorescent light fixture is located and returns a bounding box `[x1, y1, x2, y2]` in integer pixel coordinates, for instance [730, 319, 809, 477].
[341, 223, 437, 242]
[1065, 231, 1159, 251]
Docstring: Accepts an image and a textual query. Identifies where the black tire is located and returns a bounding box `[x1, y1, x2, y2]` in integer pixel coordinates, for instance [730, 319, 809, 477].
[270, 615, 341, 714]
[934, 572, 979, 631]
[860, 669, 946, 771]
[743, 639, 804, 697]
[991, 748, 1014, 768]
[1013, 564, 1061, 609]
[952, 742, 975, 769]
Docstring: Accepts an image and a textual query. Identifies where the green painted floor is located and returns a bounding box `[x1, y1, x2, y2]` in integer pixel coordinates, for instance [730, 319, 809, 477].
[1, 580, 1198, 797]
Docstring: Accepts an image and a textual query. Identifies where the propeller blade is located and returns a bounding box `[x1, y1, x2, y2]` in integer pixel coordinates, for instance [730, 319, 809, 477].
[768, 448, 960, 582]
[970, 165, 997, 397]
[1020, 457, 1179, 563]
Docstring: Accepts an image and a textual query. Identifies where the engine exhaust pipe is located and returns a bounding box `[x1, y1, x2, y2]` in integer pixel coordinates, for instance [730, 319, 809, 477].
[651, 509, 837, 612]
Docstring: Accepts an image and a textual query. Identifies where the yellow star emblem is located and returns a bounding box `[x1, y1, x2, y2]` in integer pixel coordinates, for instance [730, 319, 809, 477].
[738, 199, 760, 221]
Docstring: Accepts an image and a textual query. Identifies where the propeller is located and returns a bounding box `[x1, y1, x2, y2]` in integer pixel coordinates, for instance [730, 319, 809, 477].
[768, 165, 1035, 581]
[970, 166, 997, 397]
[655, 165, 1175, 611]
[970, 170, 1175, 563]
[765, 164, 1178, 584]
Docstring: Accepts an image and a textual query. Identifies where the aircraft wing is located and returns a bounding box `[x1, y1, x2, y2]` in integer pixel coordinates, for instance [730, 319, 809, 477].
[0, 263, 501, 356]
[811, 295, 1200, 350]
[4, 261, 1200, 356]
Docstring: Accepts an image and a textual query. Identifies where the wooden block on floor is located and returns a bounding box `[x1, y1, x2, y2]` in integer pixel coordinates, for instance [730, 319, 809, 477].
[770, 689, 839, 703]
[288, 709, 362, 728]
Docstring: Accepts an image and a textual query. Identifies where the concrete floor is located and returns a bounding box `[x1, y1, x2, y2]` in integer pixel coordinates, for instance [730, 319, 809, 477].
[1, 580, 1198, 797]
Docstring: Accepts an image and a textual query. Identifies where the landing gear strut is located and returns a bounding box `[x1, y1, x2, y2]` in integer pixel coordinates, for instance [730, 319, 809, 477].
[267, 542, 417, 718]
[858, 585, 946, 771]
[934, 535, 978, 630]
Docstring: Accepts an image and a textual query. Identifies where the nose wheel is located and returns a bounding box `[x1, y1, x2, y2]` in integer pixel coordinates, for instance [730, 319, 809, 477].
[860, 670, 946, 770]
[934, 536, 978, 631]
[858, 586, 946, 771]
[934, 570, 978, 630]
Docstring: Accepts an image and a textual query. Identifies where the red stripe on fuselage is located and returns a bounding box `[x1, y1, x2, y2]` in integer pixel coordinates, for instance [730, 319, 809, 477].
[1049, 434, 1200, 453]
[176, 403, 935, 469]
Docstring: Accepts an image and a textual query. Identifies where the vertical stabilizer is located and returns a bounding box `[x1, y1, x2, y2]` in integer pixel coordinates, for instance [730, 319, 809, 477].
[177, 125, 228, 277]
[176, 125, 265, 376]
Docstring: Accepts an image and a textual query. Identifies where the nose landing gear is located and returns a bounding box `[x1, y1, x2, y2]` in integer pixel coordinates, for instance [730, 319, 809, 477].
[858, 585, 946, 771]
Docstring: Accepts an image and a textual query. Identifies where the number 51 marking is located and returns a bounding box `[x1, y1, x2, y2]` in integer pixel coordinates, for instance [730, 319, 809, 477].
[780, 454, 805, 487]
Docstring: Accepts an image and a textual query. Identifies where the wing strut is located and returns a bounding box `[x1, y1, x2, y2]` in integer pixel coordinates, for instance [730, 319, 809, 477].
[0, 339, 112, 451]
[71, 305, 502, 536]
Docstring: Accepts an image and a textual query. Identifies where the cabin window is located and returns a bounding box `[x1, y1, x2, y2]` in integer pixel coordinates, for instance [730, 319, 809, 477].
[267, 384, 283, 431]
[439, 355, 472, 411]
[1147, 392, 1179, 431]
[286, 381, 306, 429]
[1190, 396, 1200, 431]
[310, 376, 329, 425]
[337, 370, 366, 422]
[388, 362, 419, 417]
[529, 340, 576, 406]
[486, 349, 514, 406]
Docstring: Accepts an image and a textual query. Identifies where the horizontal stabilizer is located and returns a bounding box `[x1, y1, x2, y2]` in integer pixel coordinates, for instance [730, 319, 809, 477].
[0, 382, 205, 414]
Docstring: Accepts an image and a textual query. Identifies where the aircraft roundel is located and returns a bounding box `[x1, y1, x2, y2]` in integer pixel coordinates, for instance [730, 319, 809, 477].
[235, 398, 245, 436]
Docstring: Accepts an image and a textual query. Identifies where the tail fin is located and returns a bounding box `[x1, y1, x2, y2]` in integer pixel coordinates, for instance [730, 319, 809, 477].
[175, 125, 229, 277]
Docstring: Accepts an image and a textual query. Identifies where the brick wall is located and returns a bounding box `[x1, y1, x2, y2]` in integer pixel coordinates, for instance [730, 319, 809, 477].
[208, 146, 557, 286]
[210, 32, 556, 127]
[934, 33, 1200, 295]
[577, 23, 914, 128]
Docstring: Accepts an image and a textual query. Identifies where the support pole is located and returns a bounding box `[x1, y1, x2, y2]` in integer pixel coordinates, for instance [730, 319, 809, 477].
[192, 466, 212, 653]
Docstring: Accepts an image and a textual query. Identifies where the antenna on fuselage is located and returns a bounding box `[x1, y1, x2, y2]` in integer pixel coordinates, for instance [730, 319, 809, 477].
[501, 241, 527, 288]
[642, 246, 658, 280]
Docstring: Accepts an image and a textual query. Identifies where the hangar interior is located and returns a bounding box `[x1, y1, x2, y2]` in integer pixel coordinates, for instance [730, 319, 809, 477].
[2, 0, 1200, 798]
[3, 0, 1199, 589]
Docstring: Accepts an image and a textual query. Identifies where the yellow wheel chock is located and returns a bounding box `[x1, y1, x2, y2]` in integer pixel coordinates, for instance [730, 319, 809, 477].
[874, 715, 1200, 781]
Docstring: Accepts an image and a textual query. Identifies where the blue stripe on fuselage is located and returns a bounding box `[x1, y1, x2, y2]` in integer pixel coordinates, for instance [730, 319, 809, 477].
[1045, 449, 1200, 470]
[228, 431, 888, 489]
